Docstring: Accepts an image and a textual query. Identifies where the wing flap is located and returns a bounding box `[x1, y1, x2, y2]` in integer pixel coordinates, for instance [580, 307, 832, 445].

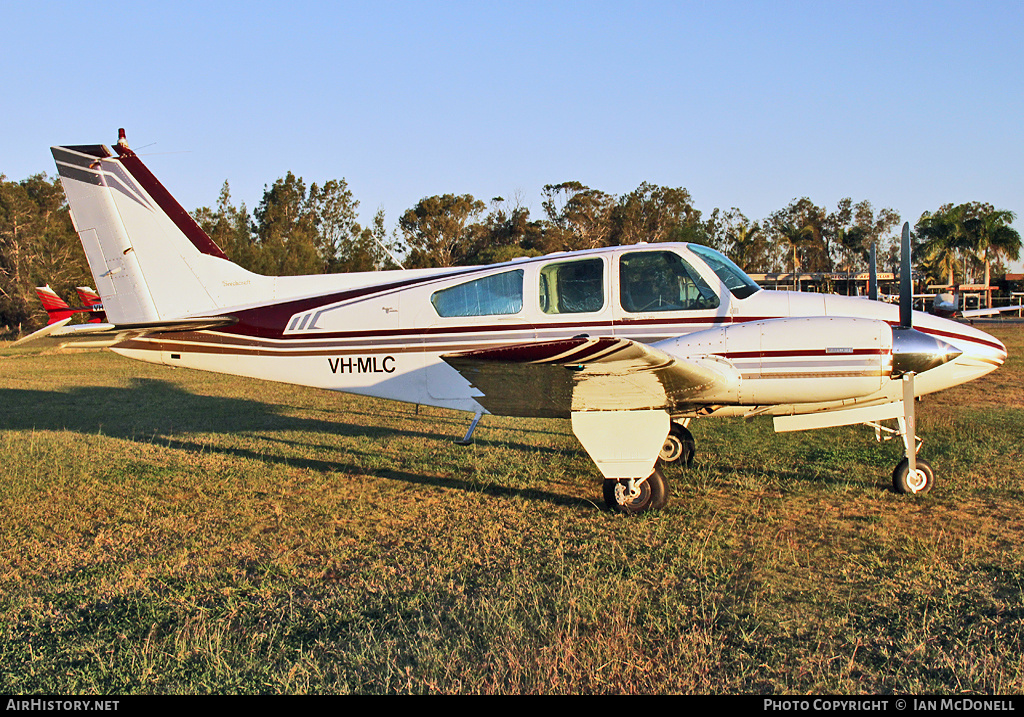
[442, 336, 738, 417]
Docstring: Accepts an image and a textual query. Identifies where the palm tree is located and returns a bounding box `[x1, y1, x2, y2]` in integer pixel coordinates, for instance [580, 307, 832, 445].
[776, 221, 815, 275]
[963, 209, 1021, 307]
[915, 207, 967, 287]
[835, 225, 869, 295]
[725, 221, 762, 272]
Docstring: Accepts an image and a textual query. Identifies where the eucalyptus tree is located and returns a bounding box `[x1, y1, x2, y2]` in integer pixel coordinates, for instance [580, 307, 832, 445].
[463, 195, 544, 265]
[399, 193, 486, 268]
[0, 173, 88, 333]
[540, 181, 615, 252]
[715, 208, 771, 272]
[831, 199, 900, 288]
[609, 182, 701, 246]
[254, 172, 322, 276]
[193, 181, 258, 271]
[851, 200, 901, 265]
[307, 178, 361, 273]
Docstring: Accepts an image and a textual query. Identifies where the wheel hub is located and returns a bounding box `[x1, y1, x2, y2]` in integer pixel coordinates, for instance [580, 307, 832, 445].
[906, 468, 928, 493]
[660, 435, 683, 462]
[614, 476, 649, 505]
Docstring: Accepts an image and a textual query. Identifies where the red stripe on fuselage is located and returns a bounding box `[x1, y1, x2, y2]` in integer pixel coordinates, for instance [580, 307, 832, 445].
[913, 325, 1006, 353]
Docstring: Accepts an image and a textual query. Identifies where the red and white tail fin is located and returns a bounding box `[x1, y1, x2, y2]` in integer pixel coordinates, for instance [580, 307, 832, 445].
[51, 131, 266, 324]
[75, 286, 105, 322]
[35, 285, 76, 325]
[75, 286, 100, 306]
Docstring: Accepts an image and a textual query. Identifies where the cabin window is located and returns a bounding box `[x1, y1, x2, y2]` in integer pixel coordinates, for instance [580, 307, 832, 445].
[539, 258, 605, 314]
[686, 244, 761, 299]
[619, 251, 720, 312]
[431, 269, 524, 317]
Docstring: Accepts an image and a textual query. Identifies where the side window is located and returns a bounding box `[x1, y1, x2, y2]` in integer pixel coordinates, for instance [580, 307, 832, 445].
[619, 251, 720, 312]
[431, 270, 524, 317]
[539, 258, 605, 314]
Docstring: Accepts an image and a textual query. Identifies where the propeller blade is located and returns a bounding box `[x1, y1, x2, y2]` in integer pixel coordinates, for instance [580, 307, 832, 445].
[899, 222, 913, 327]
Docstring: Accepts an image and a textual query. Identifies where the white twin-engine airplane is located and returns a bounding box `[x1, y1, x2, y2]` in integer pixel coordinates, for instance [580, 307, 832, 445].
[20, 131, 1008, 514]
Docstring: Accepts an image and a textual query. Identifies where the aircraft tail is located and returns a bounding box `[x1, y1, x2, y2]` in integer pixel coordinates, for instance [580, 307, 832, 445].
[75, 287, 105, 322]
[51, 130, 260, 324]
[35, 286, 77, 324]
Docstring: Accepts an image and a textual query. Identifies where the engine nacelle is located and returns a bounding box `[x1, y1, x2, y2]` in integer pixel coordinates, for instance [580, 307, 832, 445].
[656, 317, 893, 405]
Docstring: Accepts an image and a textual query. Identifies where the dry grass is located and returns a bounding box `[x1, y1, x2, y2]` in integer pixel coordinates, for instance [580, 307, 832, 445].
[0, 325, 1022, 694]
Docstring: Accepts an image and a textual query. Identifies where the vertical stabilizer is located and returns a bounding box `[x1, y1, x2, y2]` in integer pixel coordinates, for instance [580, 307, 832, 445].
[35, 286, 75, 324]
[51, 135, 260, 324]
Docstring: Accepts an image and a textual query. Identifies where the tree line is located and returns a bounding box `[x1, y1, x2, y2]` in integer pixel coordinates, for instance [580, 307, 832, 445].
[1, 168, 1020, 336]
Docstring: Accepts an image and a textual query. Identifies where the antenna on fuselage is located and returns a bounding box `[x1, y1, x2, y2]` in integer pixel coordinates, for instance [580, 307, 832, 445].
[378, 240, 406, 270]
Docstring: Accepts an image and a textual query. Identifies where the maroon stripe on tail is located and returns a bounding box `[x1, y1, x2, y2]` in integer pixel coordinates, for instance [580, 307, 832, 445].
[113, 145, 229, 261]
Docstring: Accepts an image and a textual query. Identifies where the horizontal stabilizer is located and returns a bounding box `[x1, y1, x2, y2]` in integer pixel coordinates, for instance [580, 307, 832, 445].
[12, 316, 237, 350]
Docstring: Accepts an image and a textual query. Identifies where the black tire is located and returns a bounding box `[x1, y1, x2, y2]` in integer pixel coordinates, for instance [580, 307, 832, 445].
[892, 457, 935, 495]
[603, 466, 670, 515]
[660, 423, 696, 467]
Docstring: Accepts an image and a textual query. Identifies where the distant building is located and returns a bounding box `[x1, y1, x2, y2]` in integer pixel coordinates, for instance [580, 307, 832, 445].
[748, 272, 897, 297]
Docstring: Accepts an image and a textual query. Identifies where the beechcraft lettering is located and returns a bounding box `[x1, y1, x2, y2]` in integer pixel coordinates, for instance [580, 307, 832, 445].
[329, 356, 397, 374]
[16, 129, 1008, 514]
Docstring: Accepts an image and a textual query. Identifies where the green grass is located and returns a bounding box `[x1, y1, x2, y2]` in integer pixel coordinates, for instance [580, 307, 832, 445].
[0, 327, 1022, 694]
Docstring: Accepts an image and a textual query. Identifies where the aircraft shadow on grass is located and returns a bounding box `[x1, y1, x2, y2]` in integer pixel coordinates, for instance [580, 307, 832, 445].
[0, 378, 588, 509]
[1, 377, 878, 505]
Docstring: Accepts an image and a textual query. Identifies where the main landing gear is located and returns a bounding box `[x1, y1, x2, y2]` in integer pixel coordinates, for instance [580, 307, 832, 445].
[659, 420, 695, 467]
[603, 466, 670, 515]
[604, 419, 693, 514]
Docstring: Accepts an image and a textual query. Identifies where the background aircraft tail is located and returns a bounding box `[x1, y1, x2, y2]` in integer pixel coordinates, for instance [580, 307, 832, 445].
[35, 285, 106, 324]
[51, 131, 263, 324]
[75, 287, 106, 322]
[35, 286, 76, 324]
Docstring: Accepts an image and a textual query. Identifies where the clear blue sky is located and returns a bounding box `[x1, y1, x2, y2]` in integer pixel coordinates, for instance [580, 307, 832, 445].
[4, 1, 1022, 268]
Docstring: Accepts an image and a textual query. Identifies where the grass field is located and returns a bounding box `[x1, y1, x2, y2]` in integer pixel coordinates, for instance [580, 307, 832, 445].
[1, 326, 1022, 694]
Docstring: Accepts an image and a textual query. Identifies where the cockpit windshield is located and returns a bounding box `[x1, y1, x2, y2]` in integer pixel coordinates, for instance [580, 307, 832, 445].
[687, 244, 762, 299]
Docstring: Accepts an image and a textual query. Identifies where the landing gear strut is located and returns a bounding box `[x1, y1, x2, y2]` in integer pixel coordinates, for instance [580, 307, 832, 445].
[891, 372, 936, 495]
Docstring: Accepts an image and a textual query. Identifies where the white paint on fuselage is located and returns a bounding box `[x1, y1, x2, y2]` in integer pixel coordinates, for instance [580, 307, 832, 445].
[113, 243, 1007, 420]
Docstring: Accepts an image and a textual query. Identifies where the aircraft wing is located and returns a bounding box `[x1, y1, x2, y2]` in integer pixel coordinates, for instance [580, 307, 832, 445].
[442, 336, 738, 418]
[11, 316, 237, 350]
[959, 304, 1024, 318]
